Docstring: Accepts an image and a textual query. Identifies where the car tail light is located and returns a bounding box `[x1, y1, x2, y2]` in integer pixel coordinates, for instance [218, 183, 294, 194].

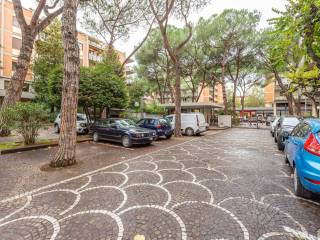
[304, 133, 320, 156]
[305, 178, 320, 185]
[196, 115, 199, 127]
[155, 124, 161, 129]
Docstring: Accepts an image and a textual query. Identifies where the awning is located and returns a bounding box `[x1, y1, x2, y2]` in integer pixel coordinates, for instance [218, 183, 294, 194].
[160, 102, 223, 109]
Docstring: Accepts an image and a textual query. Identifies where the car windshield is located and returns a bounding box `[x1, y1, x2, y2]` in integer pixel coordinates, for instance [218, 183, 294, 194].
[165, 116, 173, 123]
[159, 118, 168, 125]
[117, 119, 137, 128]
[283, 118, 300, 126]
[77, 115, 86, 121]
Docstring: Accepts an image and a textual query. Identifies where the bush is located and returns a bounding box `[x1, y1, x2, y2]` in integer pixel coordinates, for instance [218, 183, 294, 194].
[144, 102, 166, 115]
[7, 103, 48, 145]
[0, 107, 15, 136]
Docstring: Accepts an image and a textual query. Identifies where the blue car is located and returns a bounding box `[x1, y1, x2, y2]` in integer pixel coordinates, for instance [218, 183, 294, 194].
[137, 118, 173, 140]
[284, 119, 320, 198]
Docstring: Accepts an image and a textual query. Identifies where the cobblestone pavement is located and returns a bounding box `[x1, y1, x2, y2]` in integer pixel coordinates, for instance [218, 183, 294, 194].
[1, 128, 320, 240]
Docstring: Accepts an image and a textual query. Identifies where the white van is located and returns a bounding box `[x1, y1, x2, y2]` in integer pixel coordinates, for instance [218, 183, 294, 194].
[165, 113, 208, 136]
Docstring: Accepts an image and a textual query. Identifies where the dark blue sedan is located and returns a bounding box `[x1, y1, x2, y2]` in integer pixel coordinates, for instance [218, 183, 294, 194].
[90, 118, 156, 148]
[137, 118, 173, 140]
[284, 119, 320, 198]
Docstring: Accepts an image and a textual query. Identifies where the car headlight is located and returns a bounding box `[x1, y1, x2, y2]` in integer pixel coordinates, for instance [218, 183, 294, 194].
[80, 123, 86, 127]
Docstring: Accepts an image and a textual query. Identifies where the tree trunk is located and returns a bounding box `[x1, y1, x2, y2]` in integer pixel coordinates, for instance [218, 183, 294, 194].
[295, 95, 301, 116]
[221, 81, 228, 113]
[2, 32, 34, 108]
[310, 98, 319, 117]
[50, 0, 79, 168]
[241, 95, 245, 114]
[286, 93, 295, 115]
[0, 30, 35, 136]
[221, 63, 228, 113]
[174, 63, 182, 137]
[232, 82, 237, 116]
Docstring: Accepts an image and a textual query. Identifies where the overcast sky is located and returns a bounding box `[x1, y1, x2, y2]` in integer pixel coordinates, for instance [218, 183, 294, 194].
[22, 0, 287, 55]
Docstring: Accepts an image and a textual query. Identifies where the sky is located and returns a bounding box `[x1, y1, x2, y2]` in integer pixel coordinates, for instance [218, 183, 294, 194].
[22, 0, 287, 56]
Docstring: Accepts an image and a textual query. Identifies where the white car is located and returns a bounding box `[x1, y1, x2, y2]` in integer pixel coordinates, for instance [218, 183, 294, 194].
[54, 113, 89, 134]
[270, 116, 280, 137]
[166, 113, 208, 136]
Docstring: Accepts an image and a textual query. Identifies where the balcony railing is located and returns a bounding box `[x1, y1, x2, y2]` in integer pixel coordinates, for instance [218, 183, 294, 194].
[88, 53, 103, 62]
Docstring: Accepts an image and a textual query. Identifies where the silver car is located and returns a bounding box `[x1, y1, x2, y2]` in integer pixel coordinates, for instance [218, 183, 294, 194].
[271, 116, 280, 137]
[54, 113, 89, 134]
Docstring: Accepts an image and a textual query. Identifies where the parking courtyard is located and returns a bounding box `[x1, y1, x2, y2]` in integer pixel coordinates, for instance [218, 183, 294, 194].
[0, 128, 320, 239]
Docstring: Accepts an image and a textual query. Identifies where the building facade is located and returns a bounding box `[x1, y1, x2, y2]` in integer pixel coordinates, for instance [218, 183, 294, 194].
[264, 80, 318, 116]
[0, 0, 127, 103]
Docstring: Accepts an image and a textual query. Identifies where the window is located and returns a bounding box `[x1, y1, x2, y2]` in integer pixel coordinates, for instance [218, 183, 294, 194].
[22, 83, 29, 92]
[282, 117, 300, 127]
[12, 61, 17, 72]
[145, 119, 156, 125]
[159, 119, 168, 125]
[78, 42, 83, 51]
[108, 119, 117, 128]
[297, 123, 311, 138]
[12, 37, 22, 49]
[137, 119, 145, 126]
[12, 16, 19, 28]
[291, 123, 302, 137]
[4, 80, 10, 90]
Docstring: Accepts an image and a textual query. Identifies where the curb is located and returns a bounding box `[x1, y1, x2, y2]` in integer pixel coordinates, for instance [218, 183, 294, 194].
[0, 137, 92, 155]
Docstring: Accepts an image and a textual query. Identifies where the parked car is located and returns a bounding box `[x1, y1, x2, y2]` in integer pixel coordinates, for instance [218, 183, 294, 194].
[283, 119, 320, 198]
[165, 113, 207, 136]
[274, 116, 300, 150]
[266, 116, 275, 126]
[90, 118, 156, 148]
[54, 113, 89, 134]
[136, 117, 173, 140]
[270, 116, 280, 137]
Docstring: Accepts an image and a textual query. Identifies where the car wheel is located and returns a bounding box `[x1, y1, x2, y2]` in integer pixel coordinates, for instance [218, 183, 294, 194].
[284, 154, 289, 164]
[271, 132, 274, 137]
[54, 124, 60, 134]
[185, 127, 194, 136]
[93, 132, 99, 142]
[166, 134, 172, 139]
[277, 135, 284, 151]
[293, 167, 312, 198]
[274, 134, 278, 143]
[122, 135, 132, 148]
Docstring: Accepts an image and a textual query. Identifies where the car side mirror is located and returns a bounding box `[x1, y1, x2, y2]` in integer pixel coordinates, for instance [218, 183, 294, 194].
[283, 132, 289, 139]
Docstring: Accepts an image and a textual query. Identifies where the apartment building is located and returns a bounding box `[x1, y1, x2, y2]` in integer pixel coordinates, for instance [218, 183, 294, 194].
[0, 0, 127, 103]
[264, 80, 318, 116]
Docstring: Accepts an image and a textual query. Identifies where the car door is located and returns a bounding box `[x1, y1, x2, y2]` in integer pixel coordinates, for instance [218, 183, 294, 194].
[107, 119, 121, 141]
[145, 119, 156, 130]
[291, 123, 311, 164]
[94, 119, 108, 139]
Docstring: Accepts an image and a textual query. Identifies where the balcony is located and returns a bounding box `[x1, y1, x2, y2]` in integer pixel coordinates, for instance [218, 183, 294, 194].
[0, 77, 35, 99]
[89, 40, 105, 50]
[88, 53, 103, 62]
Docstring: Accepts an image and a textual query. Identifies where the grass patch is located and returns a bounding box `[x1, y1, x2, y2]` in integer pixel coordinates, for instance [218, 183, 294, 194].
[0, 139, 56, 151]
[0, 142, 23, 150]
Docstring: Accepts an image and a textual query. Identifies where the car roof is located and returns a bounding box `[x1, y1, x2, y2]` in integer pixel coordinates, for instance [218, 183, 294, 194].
[304, 119, 320, 132]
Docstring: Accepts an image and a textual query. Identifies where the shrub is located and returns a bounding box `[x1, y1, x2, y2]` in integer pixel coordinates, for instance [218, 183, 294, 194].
[0, 107, 15, 136]
[144, 102, 166, 115]
[7, 103, 48, 145]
